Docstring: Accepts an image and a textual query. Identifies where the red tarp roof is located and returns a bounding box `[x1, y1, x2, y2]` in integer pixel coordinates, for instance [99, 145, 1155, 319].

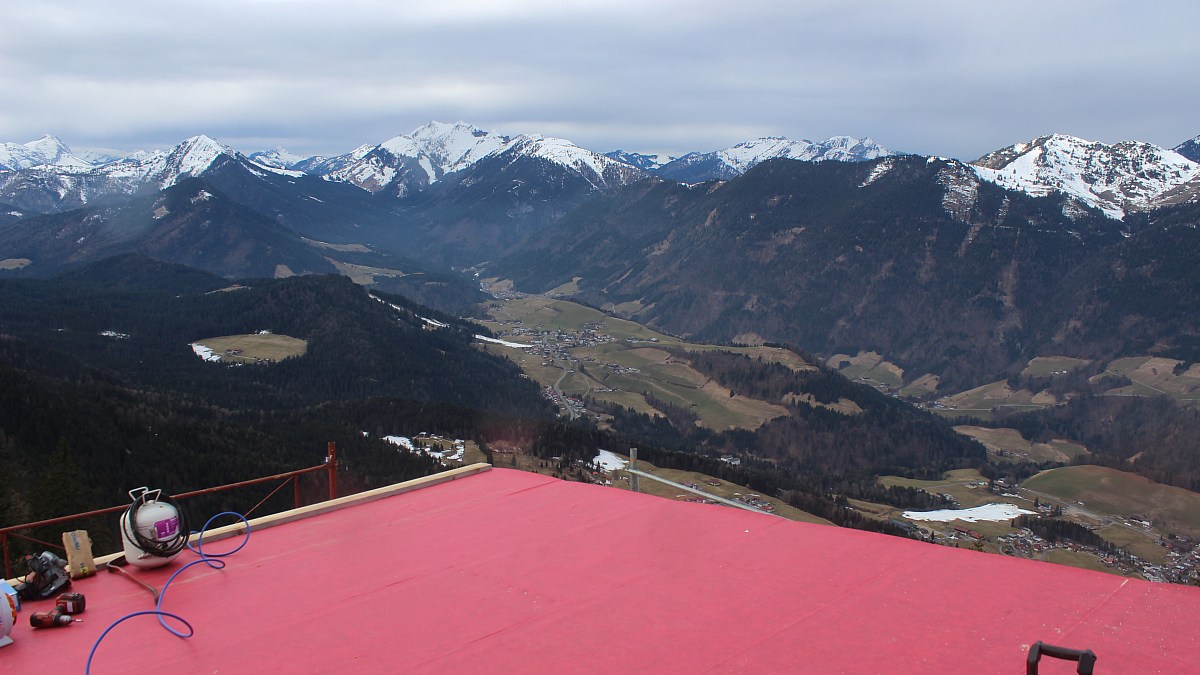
[3, 466, 1199, 673]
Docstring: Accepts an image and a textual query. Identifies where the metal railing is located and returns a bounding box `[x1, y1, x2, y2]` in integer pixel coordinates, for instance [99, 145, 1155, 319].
[1, 442, 339, 579]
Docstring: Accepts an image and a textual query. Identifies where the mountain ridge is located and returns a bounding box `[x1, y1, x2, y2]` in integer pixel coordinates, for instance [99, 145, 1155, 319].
[971, 134, 1200, 218]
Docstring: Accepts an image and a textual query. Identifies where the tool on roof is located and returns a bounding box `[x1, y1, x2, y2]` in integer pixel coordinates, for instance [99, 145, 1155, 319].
[13, 551, 72, 601]
[106, 555, 161, 601]
[29, 611, 82, 628]
[56, 592, 86, 615]
[120, 487, 189, 569]
[1027, 641, 1097, 675]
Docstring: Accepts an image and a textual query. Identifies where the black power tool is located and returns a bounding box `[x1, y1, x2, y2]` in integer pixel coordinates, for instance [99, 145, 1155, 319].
[14, 551, 72, 601]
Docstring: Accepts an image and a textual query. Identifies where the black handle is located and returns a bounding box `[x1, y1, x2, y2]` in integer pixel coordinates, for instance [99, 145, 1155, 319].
[1027, 641, 1097, 675]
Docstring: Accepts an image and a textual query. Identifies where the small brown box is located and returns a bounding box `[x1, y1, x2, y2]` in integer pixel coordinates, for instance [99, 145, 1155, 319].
[61, 530, 95, 579]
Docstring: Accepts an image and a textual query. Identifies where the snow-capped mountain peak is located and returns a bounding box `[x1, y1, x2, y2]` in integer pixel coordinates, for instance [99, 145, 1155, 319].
[496, 134, 646, 189]
[26, 135, 76, 163]
[504, 134, 599, 171]
[123, 134, 238, 188]
[604, 150, 677, 171]
[653, 134, 893, 183]
[716, 135, 892, 172]
[315, 122, 650, 195]
[0, 134, 297, 212]
[971, 134, 1200, 218]
[321, 121, 511, 193]
[249, 147, 310, 170]
[404, 120, 509, 173]
[167, 135, 233, 171]
[0, 134, 92, 171]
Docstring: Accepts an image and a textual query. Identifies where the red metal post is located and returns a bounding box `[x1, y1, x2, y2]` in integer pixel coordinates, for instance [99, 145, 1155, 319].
[327, 441, 338, 501]
[3, 532, 9, 580]
[293, 475, 301, 509]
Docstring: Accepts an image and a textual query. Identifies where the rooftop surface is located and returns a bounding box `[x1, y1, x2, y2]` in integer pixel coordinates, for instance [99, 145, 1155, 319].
[4, 465, 1200, 673]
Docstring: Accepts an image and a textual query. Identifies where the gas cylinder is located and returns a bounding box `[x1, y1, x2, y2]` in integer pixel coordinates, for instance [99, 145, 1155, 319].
[120, 487, 185, 568]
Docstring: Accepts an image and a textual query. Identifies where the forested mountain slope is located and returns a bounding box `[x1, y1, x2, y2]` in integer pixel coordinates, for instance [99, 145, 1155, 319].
[493, 157, 1200, 390]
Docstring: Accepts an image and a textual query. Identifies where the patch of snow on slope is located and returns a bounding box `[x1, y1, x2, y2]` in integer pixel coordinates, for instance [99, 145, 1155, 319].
[860, 158, 895, 187]
[383, 435, 415, 451]
[190, 343, 221, 362]
[937, 164, 980, 221]
[592, 450, 628, 471]
[475, 335, 529, 348]
[903, 503, 1034, 522]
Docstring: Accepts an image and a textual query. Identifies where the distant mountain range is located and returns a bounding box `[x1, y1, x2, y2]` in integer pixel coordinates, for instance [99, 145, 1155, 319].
[3, 122, 1197, 220]
[628, 136, 893, 183]
[2, 121, 1199, 390]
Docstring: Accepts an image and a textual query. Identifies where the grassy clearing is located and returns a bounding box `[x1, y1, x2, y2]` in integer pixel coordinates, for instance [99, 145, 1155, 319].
[827, 351, 904, 387]
[603, 364, 786, 431]
[327, 259, 409, 285]
[461, 441, 488, 466]
[606, 300, 645, 315]
[0, 258, 32, 270]
[588, 389, 661, 417]
[933, 408, 997, 422]
[193, 333, 307, 363]
[938, 380, 1057, 413]
[642, 360, 709, 388]
[1101, 355, 1200, 401]
[1023, 466, 1200, 539]
[1042, 549, 1126, 575]
[954, 425, 1089, 463]
[301, 238, 372, 253]
[483, 345, 562, 383]
[899, 373, 940, 398]
[545, 276, 582, 296]
[1046, 439, 1089, 460]
[1095, 525, 1169, 565]
[879, 468, 994, 508]
[1022, 356, 1092, 378]
[846, 498, 898, 521]
[783, 393, 862, 416]
[558, 370, 601, 395]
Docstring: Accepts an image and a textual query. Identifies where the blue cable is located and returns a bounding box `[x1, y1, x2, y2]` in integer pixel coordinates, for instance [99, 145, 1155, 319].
[86, 511, 250, 673]
[156, 512, 250, 636]
[85, 611, 194, 672]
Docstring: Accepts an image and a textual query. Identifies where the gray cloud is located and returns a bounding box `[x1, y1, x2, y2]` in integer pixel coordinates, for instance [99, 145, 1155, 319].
[2, 0, 1197, 159]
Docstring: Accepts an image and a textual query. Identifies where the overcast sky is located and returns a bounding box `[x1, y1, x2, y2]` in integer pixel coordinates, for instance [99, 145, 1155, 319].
[2, 0, 1197, 160]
